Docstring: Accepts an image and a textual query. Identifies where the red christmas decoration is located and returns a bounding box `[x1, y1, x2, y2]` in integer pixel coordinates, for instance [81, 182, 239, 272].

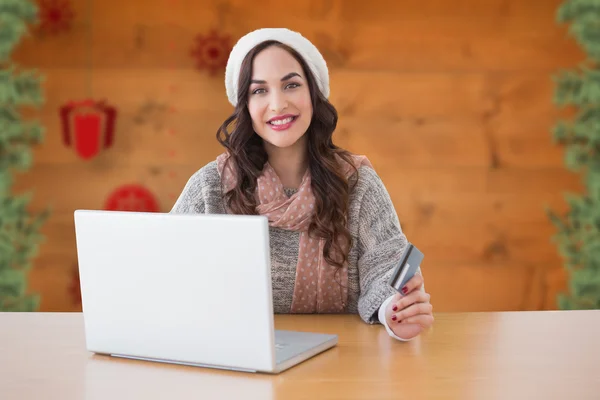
[60, 99, 117, 160]
[36, 0, 74, 35]
[68, 263, 81, 306]
[190, 29, 231, 75]
[104, 184, 161, 212]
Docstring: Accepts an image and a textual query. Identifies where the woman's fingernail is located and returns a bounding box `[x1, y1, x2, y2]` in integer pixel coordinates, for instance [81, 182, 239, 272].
[392, 305, 398, 311]
[402, 286, 408, 294]
[391, 315, 397, 321]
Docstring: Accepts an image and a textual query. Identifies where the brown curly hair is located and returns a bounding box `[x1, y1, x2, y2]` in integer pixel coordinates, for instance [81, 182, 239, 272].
[216, 40, 359, 270]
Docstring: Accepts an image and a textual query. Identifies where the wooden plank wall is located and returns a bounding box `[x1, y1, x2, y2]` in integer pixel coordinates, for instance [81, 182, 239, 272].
[11, 0, 583, 312]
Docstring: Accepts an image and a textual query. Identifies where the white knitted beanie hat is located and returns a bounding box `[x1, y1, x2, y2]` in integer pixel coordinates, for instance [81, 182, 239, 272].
[225, 28, 330, 107]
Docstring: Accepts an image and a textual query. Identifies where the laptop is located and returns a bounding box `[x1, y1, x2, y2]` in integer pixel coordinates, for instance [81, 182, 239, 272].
[73, 209, 338, 374]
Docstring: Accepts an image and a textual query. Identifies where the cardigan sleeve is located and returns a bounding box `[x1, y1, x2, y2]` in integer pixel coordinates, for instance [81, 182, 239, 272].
[355, 167, 412, 324]
[169, 168, 207, 214]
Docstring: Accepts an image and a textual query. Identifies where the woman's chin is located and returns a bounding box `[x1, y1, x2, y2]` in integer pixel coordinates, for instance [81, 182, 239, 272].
[264, 132, 307, 150]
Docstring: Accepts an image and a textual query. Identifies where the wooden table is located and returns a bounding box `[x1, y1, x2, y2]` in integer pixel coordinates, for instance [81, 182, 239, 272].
[1, 311, 599, 399]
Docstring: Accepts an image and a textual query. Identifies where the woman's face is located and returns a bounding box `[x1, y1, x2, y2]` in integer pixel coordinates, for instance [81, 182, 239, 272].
[247, 45, 313, 151]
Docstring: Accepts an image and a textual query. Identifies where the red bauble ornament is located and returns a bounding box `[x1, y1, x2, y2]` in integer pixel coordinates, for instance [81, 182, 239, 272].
[190, 29, 231, 75]
[37, 0, 74, 35]
[104, 184, 161, 212]
[60, 99, 117, 160]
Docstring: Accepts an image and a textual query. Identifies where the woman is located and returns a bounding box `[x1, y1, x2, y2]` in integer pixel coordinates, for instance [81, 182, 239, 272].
[171, 28, 433, 341]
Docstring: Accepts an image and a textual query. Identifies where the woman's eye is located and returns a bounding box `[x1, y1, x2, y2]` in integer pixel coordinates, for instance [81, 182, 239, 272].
[252, 88, 266, 95]
[286, 83, 300, 89]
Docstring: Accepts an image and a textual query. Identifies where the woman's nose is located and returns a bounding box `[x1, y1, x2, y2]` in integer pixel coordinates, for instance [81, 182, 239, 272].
[269, 91, 288, 113]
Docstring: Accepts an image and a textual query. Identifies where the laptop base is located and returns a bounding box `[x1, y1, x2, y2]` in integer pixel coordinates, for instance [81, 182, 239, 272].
[95, 330, 338, 374]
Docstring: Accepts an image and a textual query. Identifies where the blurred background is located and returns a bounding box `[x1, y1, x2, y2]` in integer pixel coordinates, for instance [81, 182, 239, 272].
[2, 0, 594, 313]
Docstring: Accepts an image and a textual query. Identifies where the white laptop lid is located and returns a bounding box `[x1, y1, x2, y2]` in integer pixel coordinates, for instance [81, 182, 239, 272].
[73, 210, 276, 372]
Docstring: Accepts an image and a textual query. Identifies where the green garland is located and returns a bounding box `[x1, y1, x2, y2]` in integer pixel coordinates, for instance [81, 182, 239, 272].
[0, 0, 50, 311]
[548, 0, 600, 309]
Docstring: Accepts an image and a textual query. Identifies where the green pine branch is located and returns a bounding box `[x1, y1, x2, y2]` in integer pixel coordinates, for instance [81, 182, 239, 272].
[0, 66, 44, 106]
[0, 0, 48, 312]
[0, 0, 38, 63]
[557, 0, 600, 61]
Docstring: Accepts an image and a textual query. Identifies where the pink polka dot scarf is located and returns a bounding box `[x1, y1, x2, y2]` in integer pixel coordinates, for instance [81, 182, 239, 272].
[216, 152, 373, 313]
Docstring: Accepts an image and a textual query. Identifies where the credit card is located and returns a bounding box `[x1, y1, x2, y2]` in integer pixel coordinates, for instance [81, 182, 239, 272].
[388, 242, 424, 294]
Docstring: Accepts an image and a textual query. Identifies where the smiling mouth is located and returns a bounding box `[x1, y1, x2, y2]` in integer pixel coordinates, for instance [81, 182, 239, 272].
[268, 116, 298, 126]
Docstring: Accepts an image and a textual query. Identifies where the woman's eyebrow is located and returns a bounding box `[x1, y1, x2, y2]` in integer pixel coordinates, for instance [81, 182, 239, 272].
[250, 72, 302, 85]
